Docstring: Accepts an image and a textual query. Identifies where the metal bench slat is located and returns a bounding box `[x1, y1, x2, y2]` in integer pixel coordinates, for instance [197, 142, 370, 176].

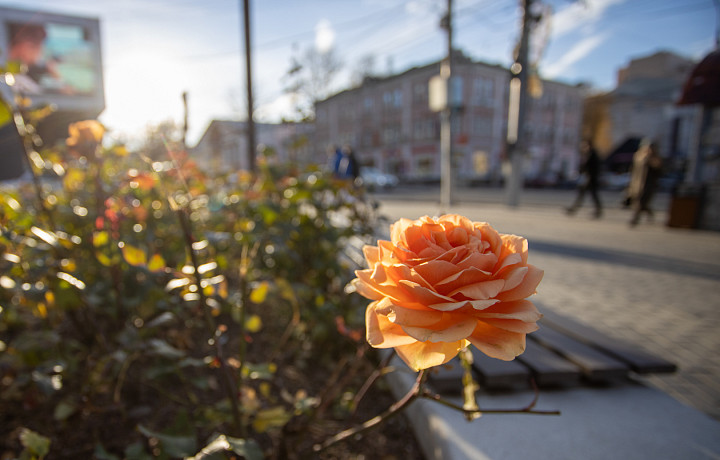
[531, 326, 629, 381]
[427, 358, 465, 394]
[517, 339, 582, 386]
[470, 347, 531, 389]
[539, 308, 677, 374]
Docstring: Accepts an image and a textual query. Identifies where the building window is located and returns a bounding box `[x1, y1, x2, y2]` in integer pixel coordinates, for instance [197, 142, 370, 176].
[383, 91, 393, 107]
[413, 119, 437, 140]
[472, 117, 491, 137]
[472, 77, 494, 107]
[413, 82, 427, 103]
[364, 97, 374, 112]
[393, 89, 403, 107]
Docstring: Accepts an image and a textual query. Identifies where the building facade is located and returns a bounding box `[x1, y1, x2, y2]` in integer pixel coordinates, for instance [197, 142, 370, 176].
[192, 120, 314, 174]
[583, 51, 698, 165]
[314, 53, 585, 184]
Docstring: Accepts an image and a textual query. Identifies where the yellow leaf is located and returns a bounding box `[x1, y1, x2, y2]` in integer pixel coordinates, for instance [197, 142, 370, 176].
[112, 145, 129, 157]
[121, 244, 147, 267]
[96, 252, 113, 267]
[93, 231, 109, 248]
[259, 382, 271, 398]
[35, 303, 47, 318]
[63, 168, 85, 192]
[147, 254, 166, 272]
[245, 314, 262, 333]
[249, 281, 269, 304]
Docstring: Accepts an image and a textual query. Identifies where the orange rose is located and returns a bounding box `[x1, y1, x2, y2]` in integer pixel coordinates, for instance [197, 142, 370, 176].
[66, 120, 105, 158]
[353, 215, 543, 371]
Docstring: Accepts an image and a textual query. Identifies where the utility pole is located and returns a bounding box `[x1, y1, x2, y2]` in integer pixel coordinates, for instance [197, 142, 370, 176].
[440, 0, 454, 212]
[242, 0, 256, 172]
[506, 0, 533, 207]
[181, 91, 188, 151]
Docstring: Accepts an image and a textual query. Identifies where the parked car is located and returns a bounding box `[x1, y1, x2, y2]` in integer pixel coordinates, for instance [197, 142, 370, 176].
[359, 167, 399, 190]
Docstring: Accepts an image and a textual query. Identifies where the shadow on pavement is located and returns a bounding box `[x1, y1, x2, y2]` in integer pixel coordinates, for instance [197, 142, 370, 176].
[531, 240, 720, 281]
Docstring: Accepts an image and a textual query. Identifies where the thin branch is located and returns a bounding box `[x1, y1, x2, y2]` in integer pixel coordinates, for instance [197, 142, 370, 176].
[351, 349, 396, 413]
[314, 369, 427, 453]
[420, 388, 561, 416]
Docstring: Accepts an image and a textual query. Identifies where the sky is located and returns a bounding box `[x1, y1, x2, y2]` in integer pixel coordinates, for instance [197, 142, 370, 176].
[1, 0, 717, 146]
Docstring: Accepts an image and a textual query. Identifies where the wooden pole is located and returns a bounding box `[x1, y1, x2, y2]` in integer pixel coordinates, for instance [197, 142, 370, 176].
[242, 0, 256, 172]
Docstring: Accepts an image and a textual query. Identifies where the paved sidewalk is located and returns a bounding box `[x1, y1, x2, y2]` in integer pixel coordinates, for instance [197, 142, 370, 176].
[373, 188, 720, 421]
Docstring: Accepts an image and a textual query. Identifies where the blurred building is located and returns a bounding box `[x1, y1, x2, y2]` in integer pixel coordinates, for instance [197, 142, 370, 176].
[0, 6, 105, 143]
[192, 120, 313, 174]
[583, 51, 697, 172]
[314, 52, 585, 185]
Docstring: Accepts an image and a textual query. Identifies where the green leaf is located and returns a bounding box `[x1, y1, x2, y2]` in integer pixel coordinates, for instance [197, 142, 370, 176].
[147, 338, 186, 359]
[186, 434, 263, 460]
[94, 443, 121, 460]
[242, 362, 277, 380]
[252, 406, 292, 433]
[137, 425, 197, 458]
[124, 441, 152, 460]
[19, 428, 51, 459]
[53, 400, 77, 421]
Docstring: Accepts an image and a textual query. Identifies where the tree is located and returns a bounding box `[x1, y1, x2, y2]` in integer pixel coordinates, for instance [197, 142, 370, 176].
[137, 119, 185, 159]
[349, 54, 378, 87]
[283, 45, 342, 121]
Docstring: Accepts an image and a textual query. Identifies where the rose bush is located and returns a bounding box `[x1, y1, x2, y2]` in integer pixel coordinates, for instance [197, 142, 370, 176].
[353, 214, 544, 371]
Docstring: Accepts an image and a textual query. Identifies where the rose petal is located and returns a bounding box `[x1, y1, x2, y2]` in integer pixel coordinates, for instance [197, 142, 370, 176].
[351, 277, 384, 301]
[496, 253, 522, 272]
[456, 252, 498, 272]
[473, 299, 542, 322]
[413, 260, 460, 286]
[435, 266, 493, 293]
[500, 234, 529, 264]
[376, 302, 443, 327]
[495, 265, 544, 301]
[449, 279, 505, 300]
[480, 318, 540, 333]
[398, 280, 456, 305]
[499, 266, 528, 291]
[395, 340, 467, 371]
[366, 300, 418, 348]
[468, 322, 527, 361]
[401, 318, 477, 343]
[354, 268, 405, 301]
[362, 245, 380, 266]
[474, 222, 502, 254]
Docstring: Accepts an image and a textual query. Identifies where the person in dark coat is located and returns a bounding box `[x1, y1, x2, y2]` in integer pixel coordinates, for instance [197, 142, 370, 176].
[628, 140, 663, 226]
[566, 140, 602, 218]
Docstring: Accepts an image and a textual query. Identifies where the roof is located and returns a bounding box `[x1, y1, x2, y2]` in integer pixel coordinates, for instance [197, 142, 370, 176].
[678, 49, 720, 107]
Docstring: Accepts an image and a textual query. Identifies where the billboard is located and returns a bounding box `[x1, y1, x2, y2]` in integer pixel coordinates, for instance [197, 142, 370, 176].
[0, 6, 105, 179]
[0, 5, 105, 114]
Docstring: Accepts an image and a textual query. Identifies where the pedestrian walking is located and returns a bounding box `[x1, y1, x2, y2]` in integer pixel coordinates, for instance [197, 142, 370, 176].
[628, 139, 663, 226]
[566, 140, 602, 218]
[339, 145, 360, 182]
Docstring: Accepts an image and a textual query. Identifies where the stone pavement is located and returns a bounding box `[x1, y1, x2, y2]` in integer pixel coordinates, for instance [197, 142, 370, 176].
[371, 187, 720, 421]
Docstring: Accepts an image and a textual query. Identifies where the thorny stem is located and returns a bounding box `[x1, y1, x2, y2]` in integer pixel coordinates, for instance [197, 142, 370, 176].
[314, 369, 428, 453]
[351, 349, 397, 413]
[236, 244, 252, 439]
[420, 388, 561, 416]
[176, 206, 243, 436]
[313, 343, 369, 421]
